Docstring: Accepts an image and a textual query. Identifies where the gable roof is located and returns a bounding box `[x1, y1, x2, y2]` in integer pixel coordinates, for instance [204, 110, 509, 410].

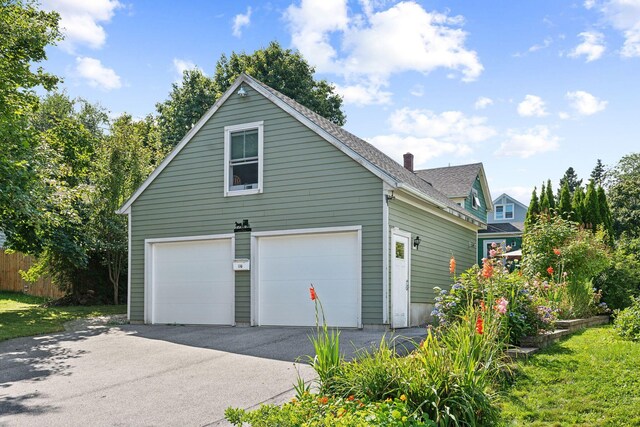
[415, 163, 493, 211]
[492, 193, 529, 211]
[117, 74, 484, 227]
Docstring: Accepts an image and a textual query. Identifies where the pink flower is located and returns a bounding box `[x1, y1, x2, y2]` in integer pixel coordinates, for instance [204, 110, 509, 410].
[491, 242, 497, 248]
[494, 297, 509, 315]
[489, 249, 497, 258]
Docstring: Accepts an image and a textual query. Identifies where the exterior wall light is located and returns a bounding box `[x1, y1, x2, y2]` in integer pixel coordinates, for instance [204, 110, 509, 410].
[413, 236, 421, 250]
[237, 86, 247, 97]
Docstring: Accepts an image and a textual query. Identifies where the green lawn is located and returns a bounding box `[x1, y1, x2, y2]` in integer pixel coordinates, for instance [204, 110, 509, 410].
[500, 325, 640, 426]
[0, 291, 126, 341]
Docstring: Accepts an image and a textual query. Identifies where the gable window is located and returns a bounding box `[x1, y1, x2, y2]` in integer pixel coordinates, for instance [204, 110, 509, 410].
[471, 188, 481, 209]
[494, 203, 514, 220]
[224, 121, 264, 196]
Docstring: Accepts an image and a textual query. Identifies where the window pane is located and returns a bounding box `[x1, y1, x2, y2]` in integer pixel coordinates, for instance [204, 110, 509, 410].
[244, 130, 258, 157]
[231, 133, 244, 159]
[231, 162, 258, 188]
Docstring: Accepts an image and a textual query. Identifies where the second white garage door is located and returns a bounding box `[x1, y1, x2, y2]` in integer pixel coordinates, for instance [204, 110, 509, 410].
[254, 229, 361, 327]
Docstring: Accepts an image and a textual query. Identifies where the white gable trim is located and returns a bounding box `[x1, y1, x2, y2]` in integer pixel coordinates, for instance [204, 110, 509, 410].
[492, 193, 528, 211]
[477, 165, 493, 212]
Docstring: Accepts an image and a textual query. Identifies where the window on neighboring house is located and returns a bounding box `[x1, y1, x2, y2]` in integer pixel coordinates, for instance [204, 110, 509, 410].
[224, 121, 263, 196]
[471, 188, 481, 209]
[494, 203, 514, 220]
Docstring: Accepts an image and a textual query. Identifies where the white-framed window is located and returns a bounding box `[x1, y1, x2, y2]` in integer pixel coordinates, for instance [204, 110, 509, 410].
[471, 188, 481, 209]
[494, 203, 514, 220]
[224, 121, 264, 197]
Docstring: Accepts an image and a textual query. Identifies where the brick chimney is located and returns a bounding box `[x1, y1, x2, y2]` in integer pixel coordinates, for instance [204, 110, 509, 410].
[403, 152, 414, 172]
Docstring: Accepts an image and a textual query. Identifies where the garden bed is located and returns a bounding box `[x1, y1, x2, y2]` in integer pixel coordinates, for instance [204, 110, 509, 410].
[519, 315, 610, 349]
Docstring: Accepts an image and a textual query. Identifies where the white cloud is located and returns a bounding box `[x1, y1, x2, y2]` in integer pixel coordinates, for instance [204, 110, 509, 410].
[569, 31, 606, 61]
[529, 37, 553, 52]
[75, 56, 122, 90]
[334, 82, 393, 105]
[284, 0, 482, 105]
[474, 96, 493, 110]
[388, 108, 496, 143]
[367, 134, 463, 168]
[517, 95, 548, 117]
[173, 58, 197, 77]
[495, 126, 560, 158]
[584, 0, 596, 9]
[410, 84, 424, 97]
[594, 0, 640, 57]
[41, 0, 122, 52]
[566, 90, 608, 115]
[232, 7, 252, 38]
[558, 111, 571, 120]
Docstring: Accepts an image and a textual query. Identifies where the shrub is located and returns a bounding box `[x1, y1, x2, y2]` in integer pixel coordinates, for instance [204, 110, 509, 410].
[433, 248, 552, 344]
[594, 235, 640, 310]
[614, 297, 640, 342]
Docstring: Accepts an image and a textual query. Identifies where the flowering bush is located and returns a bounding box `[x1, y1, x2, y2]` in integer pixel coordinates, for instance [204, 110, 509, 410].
[432, 247, 554, 344]
[613, 297, 640, 342]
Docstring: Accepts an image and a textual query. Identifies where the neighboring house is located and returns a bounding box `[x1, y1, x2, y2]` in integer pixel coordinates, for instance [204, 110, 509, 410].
[117, 74, 491, 329]
[0, 231, 5, 248]
[477, 193, 528, 263]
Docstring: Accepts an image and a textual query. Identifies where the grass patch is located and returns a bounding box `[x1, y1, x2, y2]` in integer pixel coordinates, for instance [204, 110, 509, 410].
[499, 325, 640, 426]
[0, 291, 126, 341]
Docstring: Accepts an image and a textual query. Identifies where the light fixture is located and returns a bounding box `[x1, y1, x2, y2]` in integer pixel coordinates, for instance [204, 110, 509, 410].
[385, 191, 395, 203]
[413, 236, 421, 250]
[237, 85, 247, 97]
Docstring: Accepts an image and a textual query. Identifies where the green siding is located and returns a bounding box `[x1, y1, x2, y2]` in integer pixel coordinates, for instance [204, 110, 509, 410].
[389, 200, 477, 303]
[129, 85, 383, 324]
[464, 176, 488, 223]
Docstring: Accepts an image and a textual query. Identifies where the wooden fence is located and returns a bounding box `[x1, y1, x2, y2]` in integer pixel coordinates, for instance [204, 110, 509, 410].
[0, 249, 65, 299]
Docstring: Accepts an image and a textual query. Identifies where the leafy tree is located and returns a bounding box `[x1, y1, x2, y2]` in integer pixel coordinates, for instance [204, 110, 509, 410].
[91, 114, 166, 303]
[583, 180, 601, 231]
[558, 167, 582, 198]
[525, 187, 540, 229]
[572, 186, 586, 225]
[558, 181, 572, 220]
[608, 153, 640, 238]
[0, 0, 62, 242]
[156, 41, 346, 148]
[155, 68, 217, 147]
[539, 182, 550, 214]
[212, 41, 345, 126]
[591, 159, 606, 186]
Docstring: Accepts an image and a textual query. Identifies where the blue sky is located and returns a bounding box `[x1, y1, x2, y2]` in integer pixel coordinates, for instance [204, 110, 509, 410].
[40, 0, 640, 204]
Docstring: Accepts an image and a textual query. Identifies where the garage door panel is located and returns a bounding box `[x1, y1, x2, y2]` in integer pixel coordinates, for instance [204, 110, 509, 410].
[151, 239, 234, 325]
[257, 231, 360, 327]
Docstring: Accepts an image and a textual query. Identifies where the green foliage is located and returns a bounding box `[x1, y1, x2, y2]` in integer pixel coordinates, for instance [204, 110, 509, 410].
[539, 181, 550, 214]
[583, 180, 601, 231]
[608, 152, 640, 238]
[212, 41, 345, 126]
[557, 181, 572, 220]
[157, 41, 346, 148]
[594, 235, 640, 310]
[571, 185, 586, 225]
[558, 166, 582, 197]
[226, 393, 433, 426]
[499, 326, 640, 426]
[545, 179, 555, 210]
[614, 297, 640, 342]
[597, 185, 614, 239]
[524, 187, 540, 230]
[0, 0, 62, 249]
[591, 158, 605, 186]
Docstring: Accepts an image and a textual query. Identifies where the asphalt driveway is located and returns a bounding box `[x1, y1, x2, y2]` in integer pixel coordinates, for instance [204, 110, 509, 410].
[0, 322, 425, 426]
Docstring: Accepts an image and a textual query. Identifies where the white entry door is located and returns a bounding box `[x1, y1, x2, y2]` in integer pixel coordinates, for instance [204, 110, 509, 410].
[391, 230, 410, 328]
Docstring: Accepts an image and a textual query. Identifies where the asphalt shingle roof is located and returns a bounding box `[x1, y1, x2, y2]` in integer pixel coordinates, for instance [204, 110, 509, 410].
[415, 163, 483, 199]
[478, 222, 525, 234]
[249, 75, 476, 220]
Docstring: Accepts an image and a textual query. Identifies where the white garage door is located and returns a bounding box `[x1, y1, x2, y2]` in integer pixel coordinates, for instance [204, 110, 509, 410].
[150, 238, 234, 325]
[256, 230, 360, 327]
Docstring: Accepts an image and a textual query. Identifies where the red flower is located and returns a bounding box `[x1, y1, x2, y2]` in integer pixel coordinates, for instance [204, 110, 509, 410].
[553, 248, 561, 256]
[309, 287, 317, 301]
[547, 266, 554, 275]
[476, 316, 484, 335]
[481, 261, 494, 279]
[449, 256, 456, 275]
[480, 300, 486, 311]
[347, 395, 355, 401]
[318, 396, 329, 405]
